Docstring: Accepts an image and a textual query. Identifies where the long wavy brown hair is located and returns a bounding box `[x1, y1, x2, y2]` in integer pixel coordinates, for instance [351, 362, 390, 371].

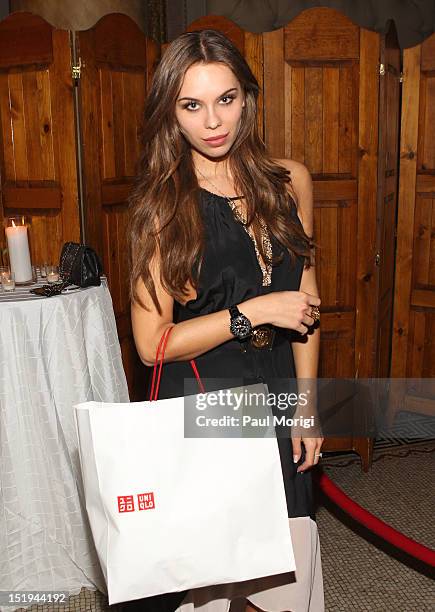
[127, 29, 315, 314]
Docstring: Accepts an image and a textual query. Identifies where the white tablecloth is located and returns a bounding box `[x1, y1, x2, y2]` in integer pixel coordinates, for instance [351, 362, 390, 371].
[0, 277, 129, 608]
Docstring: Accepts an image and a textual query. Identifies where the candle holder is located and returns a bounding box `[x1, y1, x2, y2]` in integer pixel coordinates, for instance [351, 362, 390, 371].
[1, 269, 15, 292]
[5, 216, 34, 285]
[46, 265, 60, 284]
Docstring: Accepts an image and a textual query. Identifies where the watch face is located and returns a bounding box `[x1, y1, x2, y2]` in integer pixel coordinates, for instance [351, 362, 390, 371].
[231, 315, 252, 339]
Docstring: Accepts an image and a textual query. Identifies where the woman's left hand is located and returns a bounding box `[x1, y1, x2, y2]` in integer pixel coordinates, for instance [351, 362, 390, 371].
[292, 435, 324, 473]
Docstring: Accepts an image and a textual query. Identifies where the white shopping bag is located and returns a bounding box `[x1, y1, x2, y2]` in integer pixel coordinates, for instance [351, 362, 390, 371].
[74, 383, 295, 605]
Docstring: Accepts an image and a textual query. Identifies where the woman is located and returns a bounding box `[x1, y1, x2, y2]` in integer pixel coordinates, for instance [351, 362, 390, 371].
[127, 29, 324, 612]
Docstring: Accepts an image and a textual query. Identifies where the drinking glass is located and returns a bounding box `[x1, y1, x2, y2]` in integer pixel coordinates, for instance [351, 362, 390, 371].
[39, 263, 48, 278]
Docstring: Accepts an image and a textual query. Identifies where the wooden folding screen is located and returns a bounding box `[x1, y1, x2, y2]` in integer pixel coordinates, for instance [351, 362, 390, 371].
[2, 10, 428, 461]
[0, 12, 80, 265]
[76, 14, 159, 399]
[187, 10, 402, 469]
[390, 32, 435, 419]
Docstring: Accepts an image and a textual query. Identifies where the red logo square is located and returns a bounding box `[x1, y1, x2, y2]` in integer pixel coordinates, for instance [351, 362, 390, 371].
[138, 492, 155, 510]
[118, 495, 135, 513]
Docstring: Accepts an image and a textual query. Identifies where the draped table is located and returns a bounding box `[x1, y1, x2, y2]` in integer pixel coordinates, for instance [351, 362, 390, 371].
[0, 272, 129, 609]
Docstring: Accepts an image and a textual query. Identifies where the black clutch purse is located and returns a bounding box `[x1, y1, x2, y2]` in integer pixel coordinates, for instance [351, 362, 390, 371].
[30, 242, 103, 297]
[59, 242, 103, 287]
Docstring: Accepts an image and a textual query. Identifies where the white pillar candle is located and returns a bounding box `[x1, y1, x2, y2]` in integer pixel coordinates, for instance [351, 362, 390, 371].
[5, 221, 33, 283]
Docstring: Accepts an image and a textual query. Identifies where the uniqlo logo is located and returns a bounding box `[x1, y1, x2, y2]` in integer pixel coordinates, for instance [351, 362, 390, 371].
[138, 492, 155, 510]
[118, 495, 134, 513]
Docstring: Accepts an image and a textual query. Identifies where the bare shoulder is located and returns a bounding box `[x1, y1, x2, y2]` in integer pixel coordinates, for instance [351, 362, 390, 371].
[273, 158, 314, 234]
[273, 158, 312, 196]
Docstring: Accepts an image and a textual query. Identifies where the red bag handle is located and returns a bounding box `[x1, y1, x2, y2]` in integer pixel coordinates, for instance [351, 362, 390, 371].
[148, 325, 205, 401]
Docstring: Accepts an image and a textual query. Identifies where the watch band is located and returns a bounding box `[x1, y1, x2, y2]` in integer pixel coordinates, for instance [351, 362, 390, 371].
[229, 303, 253, 340]
[229, 304, 241, 319]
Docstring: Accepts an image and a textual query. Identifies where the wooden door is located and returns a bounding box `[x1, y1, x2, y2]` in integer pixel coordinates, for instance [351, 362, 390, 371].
[0, 12, 80, 265]
[390, 33, 435, 420]
[76, 14, 159, 400]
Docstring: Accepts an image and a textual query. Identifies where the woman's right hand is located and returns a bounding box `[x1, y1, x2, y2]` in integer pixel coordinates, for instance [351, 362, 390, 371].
[260, 291, 321, 334]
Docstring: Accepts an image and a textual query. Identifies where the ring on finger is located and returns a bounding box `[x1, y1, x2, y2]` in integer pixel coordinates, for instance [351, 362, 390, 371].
[310, 306, 320, 322]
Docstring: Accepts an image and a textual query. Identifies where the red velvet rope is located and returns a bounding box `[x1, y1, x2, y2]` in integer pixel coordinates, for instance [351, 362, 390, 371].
[148, 325, 205, 401]
[316, 472, 435, 567]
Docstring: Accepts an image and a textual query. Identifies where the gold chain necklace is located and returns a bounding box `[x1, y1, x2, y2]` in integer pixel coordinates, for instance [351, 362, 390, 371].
[196, 169, 272, 286]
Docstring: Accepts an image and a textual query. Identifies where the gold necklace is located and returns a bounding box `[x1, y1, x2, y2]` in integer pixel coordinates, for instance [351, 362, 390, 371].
[196, 168, 272, 286]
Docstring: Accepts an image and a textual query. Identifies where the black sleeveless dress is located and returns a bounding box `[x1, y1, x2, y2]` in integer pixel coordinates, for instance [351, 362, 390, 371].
[158, 187, 315, 521]
[123, 187, 318, 612]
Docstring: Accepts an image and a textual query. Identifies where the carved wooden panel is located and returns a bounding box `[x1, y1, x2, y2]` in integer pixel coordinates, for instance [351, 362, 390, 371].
[0, 12, 80, 265]
[77, 13, 159, 400]
[263, 9, 381, 386]
[375, 24, 402, 378]
[392, 30, 435, 412]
